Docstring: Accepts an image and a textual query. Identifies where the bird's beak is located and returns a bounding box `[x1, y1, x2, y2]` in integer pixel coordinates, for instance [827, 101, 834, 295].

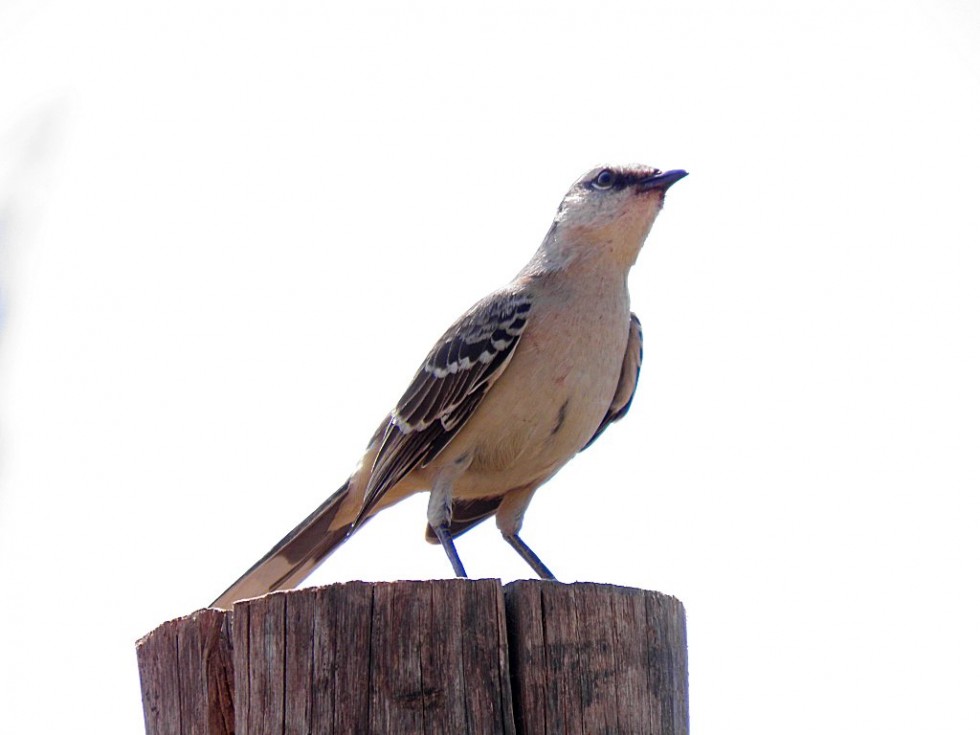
[637, 169, 688, 192]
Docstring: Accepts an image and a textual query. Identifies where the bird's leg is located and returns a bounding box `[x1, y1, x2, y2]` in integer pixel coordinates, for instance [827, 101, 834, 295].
[433, 525, 467, 577]
[502, 532, 556, 580]
[495, 485, 556, 580]
[428, 473, 468, 578]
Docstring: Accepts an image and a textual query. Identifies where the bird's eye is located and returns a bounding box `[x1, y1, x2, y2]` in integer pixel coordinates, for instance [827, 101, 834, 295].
[592, 170, 615, 190]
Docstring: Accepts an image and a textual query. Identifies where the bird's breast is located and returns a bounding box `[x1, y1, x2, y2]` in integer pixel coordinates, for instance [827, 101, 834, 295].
[445, 281, 631, 497]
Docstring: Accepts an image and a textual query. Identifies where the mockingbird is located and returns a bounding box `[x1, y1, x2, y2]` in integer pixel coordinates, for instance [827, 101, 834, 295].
[212, 164, 687, 609]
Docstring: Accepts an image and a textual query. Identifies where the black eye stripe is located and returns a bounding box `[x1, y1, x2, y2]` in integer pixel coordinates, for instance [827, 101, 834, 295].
[587, 168, 663, 192]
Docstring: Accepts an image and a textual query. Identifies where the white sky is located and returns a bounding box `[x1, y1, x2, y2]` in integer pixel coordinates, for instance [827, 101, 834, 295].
[1, 1, 979, 732]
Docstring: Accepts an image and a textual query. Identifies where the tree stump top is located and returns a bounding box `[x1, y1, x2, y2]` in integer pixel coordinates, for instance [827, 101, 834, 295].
[137, 579, 687, 735]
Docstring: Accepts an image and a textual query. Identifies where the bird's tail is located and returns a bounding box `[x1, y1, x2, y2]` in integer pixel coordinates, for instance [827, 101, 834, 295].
[210, 479, 355, 609]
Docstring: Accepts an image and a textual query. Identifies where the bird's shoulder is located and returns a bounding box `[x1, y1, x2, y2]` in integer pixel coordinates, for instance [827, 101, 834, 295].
[355, 286, 535, 523]
[393, 286, 534, 430]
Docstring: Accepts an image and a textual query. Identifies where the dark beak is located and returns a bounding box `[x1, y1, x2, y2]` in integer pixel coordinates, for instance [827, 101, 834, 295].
[637, 169, 688, 192]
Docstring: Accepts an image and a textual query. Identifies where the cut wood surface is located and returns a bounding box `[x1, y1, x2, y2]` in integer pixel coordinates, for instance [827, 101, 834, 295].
[137, 579, 687, 735]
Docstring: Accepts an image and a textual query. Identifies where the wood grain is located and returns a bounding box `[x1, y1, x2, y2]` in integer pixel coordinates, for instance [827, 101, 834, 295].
[504, 581, 688, 735]
[136, 607, 234, 735]
[231, 579, 513, 734]
[137, 579, 687, 734]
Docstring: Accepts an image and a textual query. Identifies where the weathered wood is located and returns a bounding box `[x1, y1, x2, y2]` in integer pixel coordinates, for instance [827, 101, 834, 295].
[230, 579, 513, 735]
[136, 607, 235, 735]
[137, 580, 687, 735]
[504, 581, 688, 735]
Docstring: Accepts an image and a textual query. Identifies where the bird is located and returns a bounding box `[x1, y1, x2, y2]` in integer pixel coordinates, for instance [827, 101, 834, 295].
[211, 164, 687, 609]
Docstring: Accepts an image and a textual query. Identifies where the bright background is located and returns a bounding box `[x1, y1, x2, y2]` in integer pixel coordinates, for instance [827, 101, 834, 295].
[2, 1, 978, 732]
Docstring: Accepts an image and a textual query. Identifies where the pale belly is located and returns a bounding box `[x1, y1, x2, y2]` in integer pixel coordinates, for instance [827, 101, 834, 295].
[433, 287, 632, 500]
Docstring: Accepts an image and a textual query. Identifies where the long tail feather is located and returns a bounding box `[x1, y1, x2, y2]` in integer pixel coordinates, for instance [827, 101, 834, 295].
[210, 480, 354, 609]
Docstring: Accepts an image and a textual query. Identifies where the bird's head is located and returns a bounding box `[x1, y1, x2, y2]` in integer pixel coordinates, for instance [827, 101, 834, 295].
[545, 164, 687, 270]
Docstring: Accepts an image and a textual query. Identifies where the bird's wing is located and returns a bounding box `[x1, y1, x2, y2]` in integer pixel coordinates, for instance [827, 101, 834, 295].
[582, 312, 643, 450]
[354, 289, 533, 525]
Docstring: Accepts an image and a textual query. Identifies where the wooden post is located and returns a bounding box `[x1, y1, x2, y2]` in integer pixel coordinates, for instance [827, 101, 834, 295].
[137, 580, 687, 735]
